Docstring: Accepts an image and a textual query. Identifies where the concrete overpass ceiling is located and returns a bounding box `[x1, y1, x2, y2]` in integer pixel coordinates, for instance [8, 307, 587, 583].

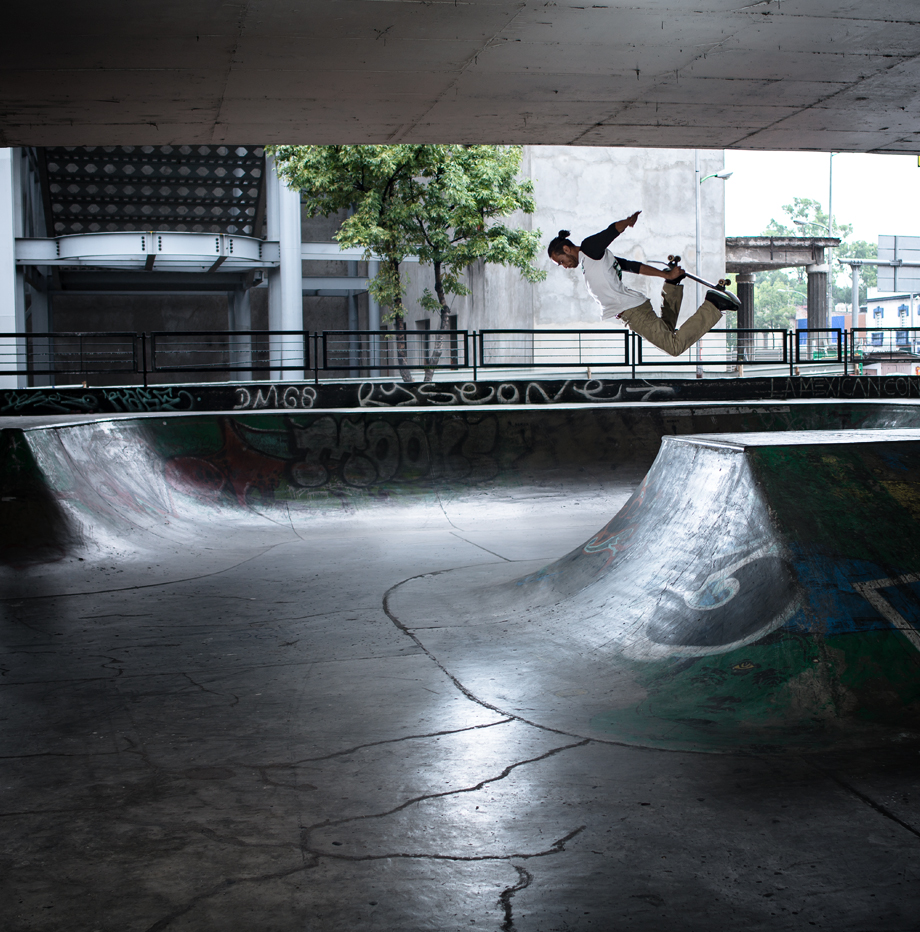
[3, 1, 919, 151]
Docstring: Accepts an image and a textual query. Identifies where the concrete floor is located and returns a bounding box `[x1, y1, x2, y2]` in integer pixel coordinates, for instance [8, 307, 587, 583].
[2, 409, 920, 930]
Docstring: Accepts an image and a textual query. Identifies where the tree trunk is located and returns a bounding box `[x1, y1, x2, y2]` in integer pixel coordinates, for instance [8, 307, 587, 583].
[384, 258, 413, 383]
[423, 260, 451, 381]
[392, 304, 414, 383]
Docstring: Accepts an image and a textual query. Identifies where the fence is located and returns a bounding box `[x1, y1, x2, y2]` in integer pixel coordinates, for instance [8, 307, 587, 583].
[3, 326, 916, 385]
[478, 329, 630, 371]
[321, 329, 471, 374]
[150, 331, 309, 376]
[0, 331, 141, 379]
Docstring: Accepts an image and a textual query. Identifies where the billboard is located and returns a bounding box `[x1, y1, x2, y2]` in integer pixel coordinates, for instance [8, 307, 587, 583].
[878, 235, 920, 293]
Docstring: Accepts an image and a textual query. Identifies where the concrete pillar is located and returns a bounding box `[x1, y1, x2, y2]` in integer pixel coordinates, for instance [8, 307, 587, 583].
[0, 148, 26, 388]
[736, 272, 754, 331]
[29, 286, 53, 386]
[806, 263, 828, 357]
[265, 155, 304, 380]
[806, 264, 828, 329]
[228, 289, 253, 381]
[736, 272, 754, 364]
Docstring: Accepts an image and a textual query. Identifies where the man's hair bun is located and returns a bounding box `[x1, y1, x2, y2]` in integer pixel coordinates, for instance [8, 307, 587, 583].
[547, 230, 577, 258]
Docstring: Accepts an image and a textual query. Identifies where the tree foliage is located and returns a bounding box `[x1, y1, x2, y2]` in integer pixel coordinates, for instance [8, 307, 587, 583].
[753, 198, 877, 327]
[266, 144, 544, 380]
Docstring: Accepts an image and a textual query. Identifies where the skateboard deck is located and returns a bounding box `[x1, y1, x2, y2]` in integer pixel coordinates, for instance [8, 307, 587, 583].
[654, 255, 739, 301]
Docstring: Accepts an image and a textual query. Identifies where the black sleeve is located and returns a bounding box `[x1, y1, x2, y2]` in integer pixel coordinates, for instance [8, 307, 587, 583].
[578, 223, 621, 260]
[615, 256, 643, 274]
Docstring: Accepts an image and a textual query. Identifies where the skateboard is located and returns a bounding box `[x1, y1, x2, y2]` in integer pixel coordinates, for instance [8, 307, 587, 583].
[655, 255, 739, 301]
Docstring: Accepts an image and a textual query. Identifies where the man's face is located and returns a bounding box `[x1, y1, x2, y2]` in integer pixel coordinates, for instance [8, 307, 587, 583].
[551, 245, 579, 269]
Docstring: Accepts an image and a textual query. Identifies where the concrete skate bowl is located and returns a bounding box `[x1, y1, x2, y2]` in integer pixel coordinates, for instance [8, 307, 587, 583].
[3, 402, 920, 753]
[4, 400, 902, 565]
[390, 430, 920, 754]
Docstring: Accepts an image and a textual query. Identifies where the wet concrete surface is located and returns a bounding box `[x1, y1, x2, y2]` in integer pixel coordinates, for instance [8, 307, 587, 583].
[2, 406, 920, 930]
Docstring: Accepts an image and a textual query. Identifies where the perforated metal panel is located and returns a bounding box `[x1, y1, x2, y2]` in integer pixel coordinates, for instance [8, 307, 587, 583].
[41, 145, 265, 236]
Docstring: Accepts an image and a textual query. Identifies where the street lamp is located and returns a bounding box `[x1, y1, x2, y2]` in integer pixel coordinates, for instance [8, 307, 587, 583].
[694, 153, 733, 375]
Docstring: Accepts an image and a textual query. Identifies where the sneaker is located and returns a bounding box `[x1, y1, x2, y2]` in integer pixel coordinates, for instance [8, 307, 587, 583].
[706, 288, 742, 312]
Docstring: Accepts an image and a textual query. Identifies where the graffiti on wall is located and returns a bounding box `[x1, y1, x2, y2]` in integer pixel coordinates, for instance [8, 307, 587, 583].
[357, 380, 677, 407]
[164, 412, 503, 506]
[770, 375, 920, 399]
[0, 390, 102, 414]
[233, 385, 317, 410]
[103, 388, 195, 413]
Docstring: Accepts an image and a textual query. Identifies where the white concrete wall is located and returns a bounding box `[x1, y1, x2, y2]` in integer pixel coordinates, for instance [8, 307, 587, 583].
[397, 146, 727, 336]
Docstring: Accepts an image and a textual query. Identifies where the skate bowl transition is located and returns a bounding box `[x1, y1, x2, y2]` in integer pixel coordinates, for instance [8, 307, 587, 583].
[3, 400, 920, 753]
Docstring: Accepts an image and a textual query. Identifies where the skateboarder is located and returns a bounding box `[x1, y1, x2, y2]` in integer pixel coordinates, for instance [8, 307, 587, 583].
[548, 211, 740, 357]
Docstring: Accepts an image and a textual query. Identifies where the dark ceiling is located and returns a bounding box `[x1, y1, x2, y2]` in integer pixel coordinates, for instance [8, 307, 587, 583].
[3, 1, 919, 152]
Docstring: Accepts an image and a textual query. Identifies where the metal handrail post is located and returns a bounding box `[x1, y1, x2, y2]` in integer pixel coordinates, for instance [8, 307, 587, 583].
[314, 333, 321, 385]
[141, 333, 148, 387]
[473, 332, 479, 382]
[789, 330, 795, 377]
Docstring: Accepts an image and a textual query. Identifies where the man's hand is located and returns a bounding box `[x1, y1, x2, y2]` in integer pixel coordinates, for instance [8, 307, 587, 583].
[664, 264, 686, 282]
[614, 210, 641, 234]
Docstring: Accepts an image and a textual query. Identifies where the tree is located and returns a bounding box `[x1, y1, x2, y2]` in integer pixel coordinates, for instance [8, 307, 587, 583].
[267, 144, 545, 383]
[268, 144, 426, 380]
[753, 199, 877, 327]
[408, 146, 545, 379]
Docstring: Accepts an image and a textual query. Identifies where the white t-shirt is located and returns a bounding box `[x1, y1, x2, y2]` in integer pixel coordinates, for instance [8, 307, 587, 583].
[581, 250, 647, 320]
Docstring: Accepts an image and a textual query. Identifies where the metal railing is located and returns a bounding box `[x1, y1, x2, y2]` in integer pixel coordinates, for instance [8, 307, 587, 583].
[321, 329, 471, 373]
[636, 327, 789, 368]
[478, 329, 630, 370]
[795, 328, 846, 366]
[850, 327, 920, 359]
[0, 326, 908, 386]
[0, 331, 141, 378]
[150, 330, 309, 375]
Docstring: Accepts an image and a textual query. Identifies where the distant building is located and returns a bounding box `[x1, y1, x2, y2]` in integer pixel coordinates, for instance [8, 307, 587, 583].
[853, 293, 920, 375]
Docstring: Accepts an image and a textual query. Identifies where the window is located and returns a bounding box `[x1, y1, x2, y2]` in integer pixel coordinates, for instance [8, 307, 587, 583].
[896, 331, 909, 345]
[871, 332, 884, 346]
[872, 306, 884, 320]
[899, 304, 909, 318]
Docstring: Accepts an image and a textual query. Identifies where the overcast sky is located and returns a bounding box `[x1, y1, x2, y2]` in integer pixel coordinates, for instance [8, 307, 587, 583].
[723, 150, 920, 247]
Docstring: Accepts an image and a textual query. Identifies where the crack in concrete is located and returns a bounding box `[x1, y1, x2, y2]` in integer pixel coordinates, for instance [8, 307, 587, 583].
[139, 824, 586, 932]
[141, 861, 317, 932]
[450, 530, 514, 562]
[500, 863, 534, 932]
[0, 542, 286, 603]
[302, 738, 590, 847]
[805, 759, 920, 842]
[181, 671, 240, 708]
[245, 717, 515, 770]
[303, 824, 587, 866]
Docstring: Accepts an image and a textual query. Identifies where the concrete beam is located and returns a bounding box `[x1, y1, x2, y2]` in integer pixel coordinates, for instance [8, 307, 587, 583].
[0, 6, 919, 152]
[726, 237, 841, 273]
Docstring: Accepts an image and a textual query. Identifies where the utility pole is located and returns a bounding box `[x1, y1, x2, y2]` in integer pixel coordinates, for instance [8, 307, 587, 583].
[827, 152, 834, 331]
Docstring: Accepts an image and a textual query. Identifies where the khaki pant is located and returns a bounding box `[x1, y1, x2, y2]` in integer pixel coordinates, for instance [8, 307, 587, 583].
[617, 283, 721, 357]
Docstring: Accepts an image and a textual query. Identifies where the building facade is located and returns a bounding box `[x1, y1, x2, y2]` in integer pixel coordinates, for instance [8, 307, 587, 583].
[1, 145, 727, 386]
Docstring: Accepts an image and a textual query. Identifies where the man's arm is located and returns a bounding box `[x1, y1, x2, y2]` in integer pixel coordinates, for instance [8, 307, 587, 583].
[579, 211, 642, 260]
[617, 258, 685, 281]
